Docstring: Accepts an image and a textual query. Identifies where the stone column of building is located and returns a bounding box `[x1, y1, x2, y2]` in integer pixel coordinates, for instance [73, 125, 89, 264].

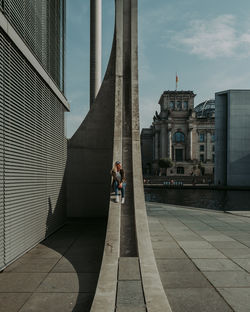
[168, 129, 172, 159]
[189, 128, 193, 160]
[160, 124, 167, 158]
[90, 0, 102, 107]
[207, 131, 211, 161]
[154, 131, 159, 160]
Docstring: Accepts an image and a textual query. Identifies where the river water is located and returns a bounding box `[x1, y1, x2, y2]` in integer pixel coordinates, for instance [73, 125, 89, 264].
[144, 188, 250, 211]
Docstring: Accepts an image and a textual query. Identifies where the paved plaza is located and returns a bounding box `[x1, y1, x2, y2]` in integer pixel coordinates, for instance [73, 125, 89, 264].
[1, 204, 250, 311]
[147, 202, 250, 312]
[0, 219, 106, 312]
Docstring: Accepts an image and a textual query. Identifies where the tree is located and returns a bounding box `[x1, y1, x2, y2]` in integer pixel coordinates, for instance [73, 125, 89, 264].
[158, 158, 173, 176]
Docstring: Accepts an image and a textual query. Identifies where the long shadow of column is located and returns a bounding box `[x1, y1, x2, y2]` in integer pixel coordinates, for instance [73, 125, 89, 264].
[41, 180, 107, 312]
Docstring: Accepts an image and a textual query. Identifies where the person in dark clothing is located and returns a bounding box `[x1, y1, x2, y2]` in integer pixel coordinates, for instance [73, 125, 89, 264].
[111, 161, 126, 203]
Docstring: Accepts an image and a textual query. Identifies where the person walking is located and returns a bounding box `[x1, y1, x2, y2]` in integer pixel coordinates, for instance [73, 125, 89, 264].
[111, 161, 126, 204]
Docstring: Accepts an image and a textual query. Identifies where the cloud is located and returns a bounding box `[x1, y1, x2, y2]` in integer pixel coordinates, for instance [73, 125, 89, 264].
[168, 15, 250, 59]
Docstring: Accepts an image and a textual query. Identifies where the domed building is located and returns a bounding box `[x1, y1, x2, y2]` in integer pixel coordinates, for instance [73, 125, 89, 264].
[141, 90, 215, 177]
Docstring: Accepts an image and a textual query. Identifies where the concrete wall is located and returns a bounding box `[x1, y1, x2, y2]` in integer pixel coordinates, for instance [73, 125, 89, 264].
[215, 90, 250, 186]
[66, 40, 116, 217]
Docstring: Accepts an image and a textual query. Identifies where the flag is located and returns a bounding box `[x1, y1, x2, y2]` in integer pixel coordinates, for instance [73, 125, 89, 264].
[176, 73, 179, 90]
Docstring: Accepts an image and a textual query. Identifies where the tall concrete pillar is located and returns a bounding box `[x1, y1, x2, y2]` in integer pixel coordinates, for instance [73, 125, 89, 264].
[90, 0, 102, 107]
[161, 125, 167, 158]
[189, 129, 193, 160]
[207, 131, 211, 161]
[168, 130, 172, 159]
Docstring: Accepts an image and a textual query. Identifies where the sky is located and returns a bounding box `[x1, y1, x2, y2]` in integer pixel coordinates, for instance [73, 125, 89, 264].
[65, 0, 250, 138]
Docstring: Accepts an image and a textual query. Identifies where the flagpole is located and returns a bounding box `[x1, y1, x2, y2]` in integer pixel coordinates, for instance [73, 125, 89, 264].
[176, 73, 178, 91]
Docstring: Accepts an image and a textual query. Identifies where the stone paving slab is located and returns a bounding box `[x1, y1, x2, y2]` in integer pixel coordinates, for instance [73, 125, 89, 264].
[0, 293, 31, 312]
[153, 247, 187, 259]
[161, 271, 212, 289]
[203, 271, 250, 287]
[166, 288, 233, 312]
[185, 248, 227, 259]
[116, 281, 145, 306]
[36, 273, 99, 293]
[192, 259, 244, 271]
[0, 273, 47, 292]
[147, 202, 250, 312]
[51, 257, 101, 273]
[233, 259, 250, 272]
[5, 258, 59, 273]
[118, 257, 140, 281]
[19, 293, 94, 312]
[219, 248, 250, 259]
[156, 259, 198, 273]
[116, 308, 146, 312]
[217, 288, 250, 312]
[210, 241, 249, 249]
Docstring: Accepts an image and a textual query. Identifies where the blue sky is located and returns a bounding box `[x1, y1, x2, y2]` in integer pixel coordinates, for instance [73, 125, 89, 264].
[65, 0, 250, 138]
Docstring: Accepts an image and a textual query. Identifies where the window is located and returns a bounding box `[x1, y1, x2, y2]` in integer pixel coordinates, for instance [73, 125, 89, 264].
[173, 132, 185, 142]
[200, 145, 204, 152]
[183, 101, 188, 110]
[169, 101, 174, 109]
[200, 154, 204, 162]
[175, 149, 183, 161]
[176, 101, 182, 110]
[211, 134, 215, 142]
[199, 133, 205, 142]
[177, 167, 184, 174]
[212, 145, 215, 152]
[212, 154, 215, 162]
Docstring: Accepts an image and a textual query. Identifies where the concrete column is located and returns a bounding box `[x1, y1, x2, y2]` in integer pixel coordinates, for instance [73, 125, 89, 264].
[168, 130, 172, 159]
[189, 129, 193, 160]
[90, 0, 102, 107]
[206, 132, 211, 161]
[160, 125, 167, 158]
[155, 131, 159, 160]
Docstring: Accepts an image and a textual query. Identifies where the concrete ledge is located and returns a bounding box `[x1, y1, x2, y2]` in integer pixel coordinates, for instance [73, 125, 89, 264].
[90, 201, 120, 312]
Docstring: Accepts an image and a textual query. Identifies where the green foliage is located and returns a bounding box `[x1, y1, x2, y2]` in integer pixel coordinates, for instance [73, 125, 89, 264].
[158, 158, 173, 169]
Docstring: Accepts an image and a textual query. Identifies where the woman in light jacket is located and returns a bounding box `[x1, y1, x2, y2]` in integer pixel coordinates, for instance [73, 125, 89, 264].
[111, 161, 126, 203]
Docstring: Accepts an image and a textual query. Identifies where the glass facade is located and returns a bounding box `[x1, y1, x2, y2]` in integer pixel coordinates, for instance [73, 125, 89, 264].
[2, 0, 65, 91]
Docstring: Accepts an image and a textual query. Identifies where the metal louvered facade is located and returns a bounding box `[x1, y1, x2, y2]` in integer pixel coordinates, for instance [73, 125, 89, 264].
[2, 0, 65, 91]
[0, 1, 67, 270]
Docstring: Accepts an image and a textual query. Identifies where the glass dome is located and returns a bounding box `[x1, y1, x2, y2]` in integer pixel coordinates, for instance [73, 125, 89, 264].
[195, 99, 215, 118]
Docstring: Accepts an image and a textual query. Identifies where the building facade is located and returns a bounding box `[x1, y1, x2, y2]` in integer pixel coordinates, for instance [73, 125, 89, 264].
[0, 1, 69, 270]
[141, 91, 215, 176]
[215, 90, 250, 186]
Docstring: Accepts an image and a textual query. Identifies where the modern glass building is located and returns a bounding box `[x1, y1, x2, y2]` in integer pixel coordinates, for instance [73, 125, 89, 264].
[0, 0, 69, 270]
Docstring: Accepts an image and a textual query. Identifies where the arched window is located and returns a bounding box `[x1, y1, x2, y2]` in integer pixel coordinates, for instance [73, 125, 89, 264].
[173, 132, 185, 143]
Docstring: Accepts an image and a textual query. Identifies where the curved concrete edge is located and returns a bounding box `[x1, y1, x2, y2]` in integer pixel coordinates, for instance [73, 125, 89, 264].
[130, 0, 172, 309]
[90, 201, 120, 312]
[132, 140, 173, 312]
